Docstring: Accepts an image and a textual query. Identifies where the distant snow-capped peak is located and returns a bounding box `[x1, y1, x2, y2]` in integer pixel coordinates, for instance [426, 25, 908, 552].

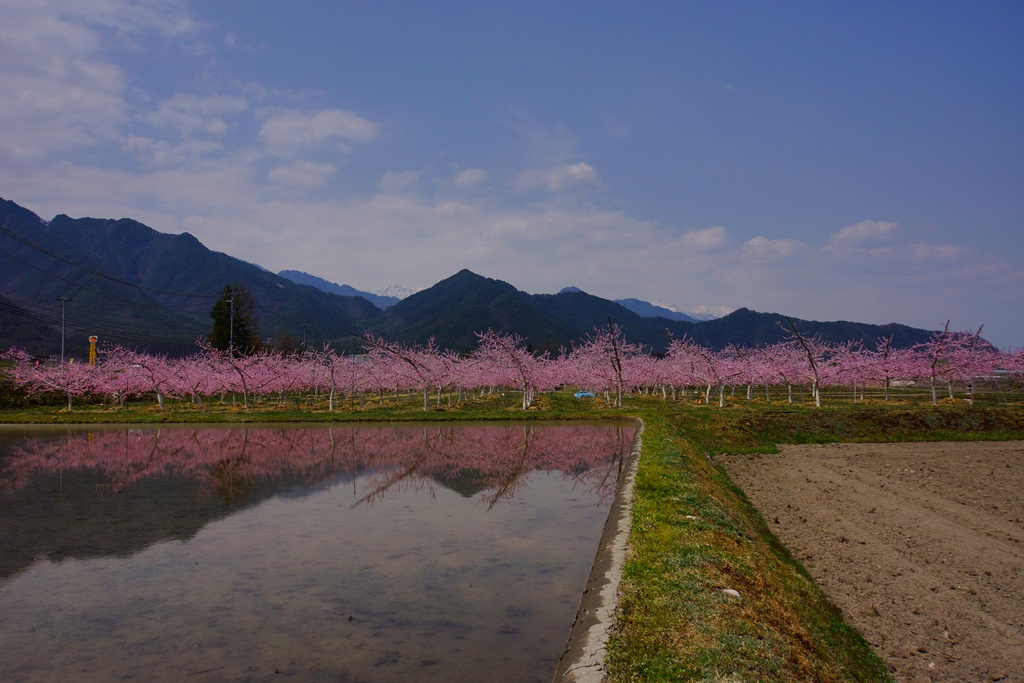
[649, 300, 683, 313]
[651, 300, 734, 320]
[681, 304, 734, 321]
[372, 284, 421, 299]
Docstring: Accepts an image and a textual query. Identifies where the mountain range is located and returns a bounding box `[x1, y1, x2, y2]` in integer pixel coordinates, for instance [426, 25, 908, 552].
[284, 275, 716, 325]
[277, 270, 401, 309]
[0, 196, 938, 358]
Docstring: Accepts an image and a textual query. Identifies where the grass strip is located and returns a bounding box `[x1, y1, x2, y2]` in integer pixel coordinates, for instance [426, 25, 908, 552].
[606, 410, 891, 682]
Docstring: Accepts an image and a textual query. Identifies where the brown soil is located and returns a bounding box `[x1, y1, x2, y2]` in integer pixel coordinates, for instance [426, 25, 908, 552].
[721, 441, 1024, 683]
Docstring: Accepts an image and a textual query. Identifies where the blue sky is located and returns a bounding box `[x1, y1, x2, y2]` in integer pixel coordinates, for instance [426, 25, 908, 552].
[2, 1, 1022, 347]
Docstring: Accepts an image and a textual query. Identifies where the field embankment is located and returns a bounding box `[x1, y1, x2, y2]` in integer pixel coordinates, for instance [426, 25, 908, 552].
[606, 411, 891, 682]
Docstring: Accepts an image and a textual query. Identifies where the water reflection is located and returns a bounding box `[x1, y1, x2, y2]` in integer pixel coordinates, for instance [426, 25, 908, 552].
[0, 422, 633, 682]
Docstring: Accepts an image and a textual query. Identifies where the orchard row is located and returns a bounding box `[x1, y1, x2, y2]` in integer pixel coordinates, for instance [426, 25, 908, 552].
[3, 325, 1022, 411]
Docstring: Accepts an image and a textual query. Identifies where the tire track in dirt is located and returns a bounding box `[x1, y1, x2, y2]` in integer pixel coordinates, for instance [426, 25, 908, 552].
[722, 442, 1024, 683]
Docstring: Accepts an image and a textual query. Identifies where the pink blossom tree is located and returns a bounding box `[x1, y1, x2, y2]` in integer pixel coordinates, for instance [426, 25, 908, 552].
[568, 323, 640, 408]
[361, 334, 440, 411]
[473, 330, 543, 409]
[916, 321, 956, 404]
[2, 349, 100, 411]
[781, 319, 834, 407]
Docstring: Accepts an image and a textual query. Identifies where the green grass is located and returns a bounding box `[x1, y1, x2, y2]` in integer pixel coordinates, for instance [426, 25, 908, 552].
[0, 389, 615, 423]
[3, 388, 1023, 681]
[606, 408, 891, 682]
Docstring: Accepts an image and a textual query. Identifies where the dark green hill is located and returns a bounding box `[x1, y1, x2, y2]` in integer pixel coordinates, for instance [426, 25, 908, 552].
[1, 198, 383, 356]
[1, 196, 940, 356]
[376, 277, 937, 353]
[529, 289, 674, 349]
[45, 213, 385, 346]
[1, 201, 205, 355]
[0, 293, 56, 357]
[378, 270, 578, 353]
[657, 308, 934, 350]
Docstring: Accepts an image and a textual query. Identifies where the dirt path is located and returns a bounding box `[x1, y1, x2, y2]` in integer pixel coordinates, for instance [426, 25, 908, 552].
[721, 441, 1024, 683]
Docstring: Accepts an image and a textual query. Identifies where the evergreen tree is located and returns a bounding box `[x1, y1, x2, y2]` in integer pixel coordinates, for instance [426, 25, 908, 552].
[209, 284, 261, 355]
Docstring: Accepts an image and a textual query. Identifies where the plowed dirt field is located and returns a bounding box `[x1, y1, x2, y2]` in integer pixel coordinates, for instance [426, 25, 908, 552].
[722, 441, 1024, 683]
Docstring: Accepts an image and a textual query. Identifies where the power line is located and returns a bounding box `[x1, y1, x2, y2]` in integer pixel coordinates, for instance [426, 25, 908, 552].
[0, 300, 201, 348]
[0, 222, 215, 349]
[0, 247, 210, 315]
[57, 296, 68, 363]
[0, 224, 217, 299]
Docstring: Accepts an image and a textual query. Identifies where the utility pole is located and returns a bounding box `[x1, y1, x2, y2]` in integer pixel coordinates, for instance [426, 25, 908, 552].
[301, 322, 309, 350]
[228, 292, 234, 356]
[56, 297, 69, 364]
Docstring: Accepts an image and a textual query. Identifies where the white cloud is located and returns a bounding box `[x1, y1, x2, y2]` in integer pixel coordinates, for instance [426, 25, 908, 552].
[910, 243, 966, 261]
[0, 3, 128, 158]
[268, 161, 338, 189]
[830, 220, 898, 246]
[680, 226, 728, 251]
[258, 108, 382, 155]
[223, 30, 258, 51]
[741, 236, 811, 260]
[123, 135, 225, 166]
[146, 93, 248, 138]
[0, 1, 214, 161]
[8, 0, 206, 40]
[379, 170, 423, 192]
[68, 0, 207, 38]
[515, 162, 606, 192]
[452, 167, 489, 189]
[503, 108, 580, 167]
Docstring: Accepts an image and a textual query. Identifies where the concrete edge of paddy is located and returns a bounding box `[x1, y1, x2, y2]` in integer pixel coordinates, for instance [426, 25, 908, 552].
[552, 417, 644, 683]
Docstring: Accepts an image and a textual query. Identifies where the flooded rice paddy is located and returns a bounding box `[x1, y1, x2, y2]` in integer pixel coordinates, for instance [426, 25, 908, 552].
[0, 422, 634, 682]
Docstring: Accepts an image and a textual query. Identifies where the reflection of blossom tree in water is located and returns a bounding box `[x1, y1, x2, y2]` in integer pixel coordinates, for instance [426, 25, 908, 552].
[1, 424, 634, 507]
[349, 424, 629, 510]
